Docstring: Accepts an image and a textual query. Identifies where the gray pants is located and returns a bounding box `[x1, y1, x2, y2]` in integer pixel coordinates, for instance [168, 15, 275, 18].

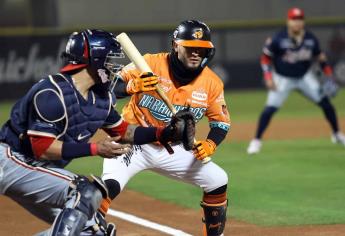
[0, 143, 73, 223]
[0, 143, 103, 235]
[266, 70, 322, 107]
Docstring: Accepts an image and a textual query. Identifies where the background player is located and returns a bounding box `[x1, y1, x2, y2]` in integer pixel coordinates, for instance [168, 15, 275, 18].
[0, 29, 190, 236]
[102, 20, 230, 236]
[247, 7, 345, 154]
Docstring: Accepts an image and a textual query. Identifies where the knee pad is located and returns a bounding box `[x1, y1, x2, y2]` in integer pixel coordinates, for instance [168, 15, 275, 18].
[207, 185, 227, 195]
[98, 179, 121, 216]
[50, 208, 88, 236]
[68, 175, 109, 220]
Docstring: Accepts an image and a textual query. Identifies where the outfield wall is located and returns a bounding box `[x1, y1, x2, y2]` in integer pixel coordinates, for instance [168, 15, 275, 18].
[0, 21, 344, 100]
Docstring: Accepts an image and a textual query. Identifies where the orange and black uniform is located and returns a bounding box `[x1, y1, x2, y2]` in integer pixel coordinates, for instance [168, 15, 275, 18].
[118, 53, 230, 145]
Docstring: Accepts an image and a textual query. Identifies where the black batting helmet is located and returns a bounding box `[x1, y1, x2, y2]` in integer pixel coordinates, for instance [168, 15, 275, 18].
[173, 20, 215, 67]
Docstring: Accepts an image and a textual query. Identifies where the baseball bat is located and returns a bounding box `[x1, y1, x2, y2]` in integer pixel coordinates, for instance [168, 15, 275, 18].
[116, 32, 211, 164]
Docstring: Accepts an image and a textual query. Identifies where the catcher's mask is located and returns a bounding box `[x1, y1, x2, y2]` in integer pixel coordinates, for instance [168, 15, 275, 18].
[61, 29, 125, 83]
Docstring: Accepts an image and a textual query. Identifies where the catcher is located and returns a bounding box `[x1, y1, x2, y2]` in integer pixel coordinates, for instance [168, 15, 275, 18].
[102, 20, 230, 236]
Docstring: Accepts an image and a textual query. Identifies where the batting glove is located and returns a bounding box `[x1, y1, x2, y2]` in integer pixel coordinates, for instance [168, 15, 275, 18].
[193, 139, 216, 160]
[126, 72, 158, 95]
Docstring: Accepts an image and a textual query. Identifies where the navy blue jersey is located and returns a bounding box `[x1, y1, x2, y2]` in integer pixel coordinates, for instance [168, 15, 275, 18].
[0, 73, 121, 167]
[263, 28, 321, 78]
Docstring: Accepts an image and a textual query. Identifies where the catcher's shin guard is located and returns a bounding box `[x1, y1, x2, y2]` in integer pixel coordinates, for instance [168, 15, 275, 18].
[201, 200, 228, 236]
[106, 223, 117, 236]
[50, 208, 88, 236]
[89, 211, 117, 236]
[50, 175, 110, 236]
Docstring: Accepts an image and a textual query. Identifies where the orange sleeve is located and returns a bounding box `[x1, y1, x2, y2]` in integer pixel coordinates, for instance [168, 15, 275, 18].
[205, 82, 231, 132]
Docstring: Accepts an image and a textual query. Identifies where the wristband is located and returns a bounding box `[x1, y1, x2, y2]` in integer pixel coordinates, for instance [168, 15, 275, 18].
[61, 143, 92, 160]
[90, 143, 98, 156]
[264, 71, 273, 81]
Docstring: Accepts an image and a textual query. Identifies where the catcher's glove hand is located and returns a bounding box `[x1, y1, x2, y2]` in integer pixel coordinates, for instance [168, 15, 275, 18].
[193, 139, 216, 160]
[156, 108, 195, 154]
[126, 72, 158, 95]
[322, 78, 339, 98]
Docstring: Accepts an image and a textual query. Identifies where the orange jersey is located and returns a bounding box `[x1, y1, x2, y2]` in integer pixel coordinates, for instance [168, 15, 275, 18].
[120, 53, 230, 132]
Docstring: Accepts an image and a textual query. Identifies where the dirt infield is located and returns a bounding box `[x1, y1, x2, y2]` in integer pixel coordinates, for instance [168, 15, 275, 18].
[1, 190, 345, 236]
[0, 116, 344, 235]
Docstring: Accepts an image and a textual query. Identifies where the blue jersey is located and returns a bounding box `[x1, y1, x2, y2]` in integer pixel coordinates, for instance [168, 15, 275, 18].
[0, 73, 121, 167]
[263, 28, 321, 78]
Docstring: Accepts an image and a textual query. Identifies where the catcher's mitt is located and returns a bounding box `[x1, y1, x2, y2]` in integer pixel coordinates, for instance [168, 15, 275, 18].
[322, 78, 339, 98]
[157, 108, 196, 154]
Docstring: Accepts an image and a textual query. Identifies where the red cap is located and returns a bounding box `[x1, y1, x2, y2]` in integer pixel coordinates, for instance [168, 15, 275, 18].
[287, 7, 304, 20]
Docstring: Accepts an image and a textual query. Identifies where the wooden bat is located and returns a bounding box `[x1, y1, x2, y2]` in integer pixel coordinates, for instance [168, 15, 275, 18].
[116, 32, 211, 164]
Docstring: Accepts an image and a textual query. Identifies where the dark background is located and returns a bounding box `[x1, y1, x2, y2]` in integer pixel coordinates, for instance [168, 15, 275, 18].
[0, 0, 344, 100]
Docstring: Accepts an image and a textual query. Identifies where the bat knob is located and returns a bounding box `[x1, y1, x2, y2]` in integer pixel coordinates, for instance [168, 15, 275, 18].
[202, 157, 211, 164]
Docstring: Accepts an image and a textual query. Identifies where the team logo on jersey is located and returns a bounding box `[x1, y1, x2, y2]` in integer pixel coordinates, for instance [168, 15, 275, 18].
[282, 48, 312, 63]
[158, 77, 172, 92]
[192, 28, 203, 39]
[77, 132, 91, 141]
[138, 94, 206, 122]
[192, 90, 208, 101]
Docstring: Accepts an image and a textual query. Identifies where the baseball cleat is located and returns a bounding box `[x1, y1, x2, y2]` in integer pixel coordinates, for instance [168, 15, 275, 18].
[331, 132, 345, 146]
[247, 139, 262, 154]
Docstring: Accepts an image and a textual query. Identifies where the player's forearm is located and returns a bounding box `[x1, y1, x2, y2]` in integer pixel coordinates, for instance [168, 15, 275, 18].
[103, 122, 158, 145]
[207, 127, 228, 146]
[260, 54, 273, 81]
[114, 124, 160, 145]
[32, 138, 97, 161]
[318, 53, 333, 77]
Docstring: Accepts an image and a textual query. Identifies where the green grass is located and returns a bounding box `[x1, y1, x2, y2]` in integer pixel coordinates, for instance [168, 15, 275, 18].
[227, 89, 345, 121]
[1, 89, 345, 226]
[67, 138, 345, 226]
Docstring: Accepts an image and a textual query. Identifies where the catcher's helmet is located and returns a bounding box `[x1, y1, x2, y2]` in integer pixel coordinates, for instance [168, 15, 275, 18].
[173, 20, 215, 67]
[61, 29, 124, 82]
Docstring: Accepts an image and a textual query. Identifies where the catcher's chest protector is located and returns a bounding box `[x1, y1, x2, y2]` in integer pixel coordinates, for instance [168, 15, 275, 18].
[51, 74, 112, 143]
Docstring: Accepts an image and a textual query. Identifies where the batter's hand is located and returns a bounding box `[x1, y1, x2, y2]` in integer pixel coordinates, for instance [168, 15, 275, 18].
[126, 72, 158, 95]
[96, 136, 131, 158]
[265, 78, 276, 90]
[193, 139, 216, 161]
